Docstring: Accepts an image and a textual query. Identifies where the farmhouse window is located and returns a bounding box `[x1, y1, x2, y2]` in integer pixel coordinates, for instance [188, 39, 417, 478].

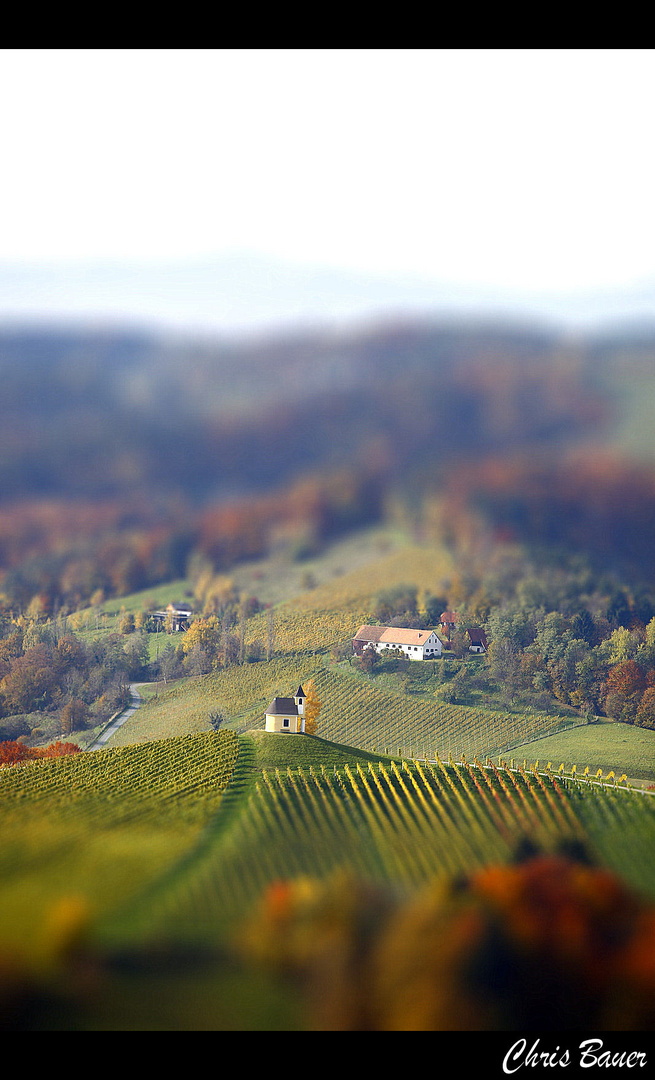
[283, 718, 289, 728]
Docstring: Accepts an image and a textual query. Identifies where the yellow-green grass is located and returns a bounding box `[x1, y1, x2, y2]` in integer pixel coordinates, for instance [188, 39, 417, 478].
[241, 540, 454, 658]
[221, 523, 413, 607]
[244, 730, 394, 771]
[106, 657, 322, 747]
[72, 621, 177, 664]
[505, 718, 655, 783]
[72, 578, 192, 621]
[119, 749, 655, 953]
[0, 730, 238, 958]
[133, 680, 169, 702]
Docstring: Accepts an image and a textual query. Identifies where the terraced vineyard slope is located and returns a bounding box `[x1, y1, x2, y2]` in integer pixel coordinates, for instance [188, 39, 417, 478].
[103, 733, 655, 951]
[0, 730, 239, 953]
[309, 665, 577, 762]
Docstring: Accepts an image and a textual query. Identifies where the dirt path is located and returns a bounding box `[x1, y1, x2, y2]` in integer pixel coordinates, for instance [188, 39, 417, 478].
[86, 684, 142, 750]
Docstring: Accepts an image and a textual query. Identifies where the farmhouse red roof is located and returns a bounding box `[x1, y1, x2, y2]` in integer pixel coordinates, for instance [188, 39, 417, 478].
[440, 611, 459, 623]
[353, 625, 436, 646]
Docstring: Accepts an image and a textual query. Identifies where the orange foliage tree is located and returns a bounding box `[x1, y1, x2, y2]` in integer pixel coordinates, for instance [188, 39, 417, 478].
[604, 660, 647, 722]
[303, 680, 322, 736]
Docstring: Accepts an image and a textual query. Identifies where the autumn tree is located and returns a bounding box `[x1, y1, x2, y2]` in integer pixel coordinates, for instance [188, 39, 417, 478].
[303, 680, 321, 736]
[246, 639, 265, 662]
[40, 741, 81, 758]
[122, 632, 150, 679]
[420, 591, 448, 629]
[374, 584, 419, 626]
[356, 645, 379, 675]
[158, 643, 181, 686]
[330, 640, 353, 663]
[61, 697, 91, 734]
[448, 628, 470, 660]
[0, 739, 36, 766]
[604, 660, 647, 722]
[0, 644, 57, 715]
[219, 629, 240, 668]
[181, 616, 220, 658]
[635, 687, 655, 729]
[238, 601, 247, 665]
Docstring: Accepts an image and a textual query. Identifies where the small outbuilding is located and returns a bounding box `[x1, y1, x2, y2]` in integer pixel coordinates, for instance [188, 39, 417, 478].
[467, 628, 488, 653]
[439, 611, 459, 639]
[152, 602, 193, 632]
[265, 685, 306, 734]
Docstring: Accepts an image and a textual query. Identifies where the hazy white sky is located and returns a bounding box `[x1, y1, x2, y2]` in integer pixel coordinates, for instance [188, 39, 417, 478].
[1, 48, 654, 296]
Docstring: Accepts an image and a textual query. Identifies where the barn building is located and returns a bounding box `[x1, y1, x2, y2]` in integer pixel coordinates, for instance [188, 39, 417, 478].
[352, 625, 442, 660]
[152, 602, 193, 632]
[467, 628, 488, 653]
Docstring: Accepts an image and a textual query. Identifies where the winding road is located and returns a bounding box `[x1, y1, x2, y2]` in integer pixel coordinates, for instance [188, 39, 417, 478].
[86, 684, 142, 750]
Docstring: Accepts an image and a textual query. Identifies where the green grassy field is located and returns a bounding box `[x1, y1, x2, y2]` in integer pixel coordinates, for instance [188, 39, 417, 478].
[2, 725, 654, 1030]
[508, 717, 655, 783]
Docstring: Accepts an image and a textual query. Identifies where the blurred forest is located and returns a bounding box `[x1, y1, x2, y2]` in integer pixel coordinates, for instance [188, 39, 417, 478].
[0, 318, 629, 608]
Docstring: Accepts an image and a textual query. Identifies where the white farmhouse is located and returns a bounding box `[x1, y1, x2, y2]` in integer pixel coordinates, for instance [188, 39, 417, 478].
[352, 625, 442, 661]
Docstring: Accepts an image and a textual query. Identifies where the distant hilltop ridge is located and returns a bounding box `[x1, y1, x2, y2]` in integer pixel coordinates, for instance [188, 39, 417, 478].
[3, 252, 655, 338]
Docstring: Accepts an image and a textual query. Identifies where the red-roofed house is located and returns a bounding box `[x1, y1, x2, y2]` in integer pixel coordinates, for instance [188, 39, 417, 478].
[352, 625, 442, 661]
[439, 611, 459, 639]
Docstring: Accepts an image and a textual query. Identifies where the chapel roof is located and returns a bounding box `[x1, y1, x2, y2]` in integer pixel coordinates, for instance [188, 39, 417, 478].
[266, 696, 299, 715]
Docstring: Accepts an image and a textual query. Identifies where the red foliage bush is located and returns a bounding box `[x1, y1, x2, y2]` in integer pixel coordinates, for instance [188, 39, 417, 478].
[0, 739, 81, 767]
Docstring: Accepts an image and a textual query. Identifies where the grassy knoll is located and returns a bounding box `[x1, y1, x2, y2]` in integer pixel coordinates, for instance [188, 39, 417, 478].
[244, 729, 394, 771]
